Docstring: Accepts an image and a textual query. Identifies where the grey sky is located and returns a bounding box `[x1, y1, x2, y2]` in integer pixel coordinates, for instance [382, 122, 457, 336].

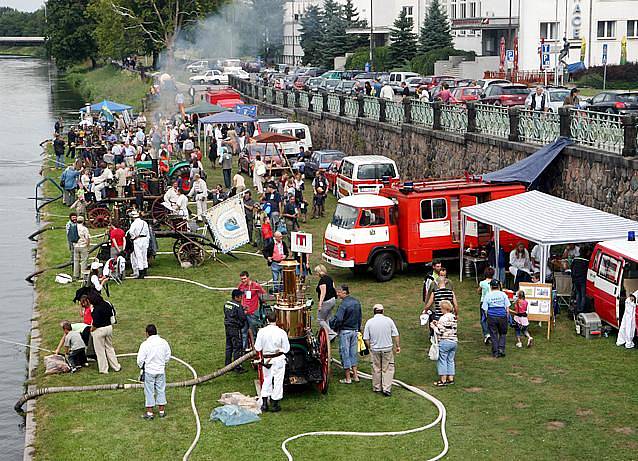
[0, 0, 44, 12]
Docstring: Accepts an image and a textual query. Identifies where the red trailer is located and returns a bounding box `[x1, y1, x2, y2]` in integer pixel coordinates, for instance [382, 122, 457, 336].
[322, 178, 526, 281]
[206, 88, 244, 108]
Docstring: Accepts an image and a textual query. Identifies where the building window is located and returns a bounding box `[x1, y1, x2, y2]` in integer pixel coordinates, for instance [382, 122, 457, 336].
[597, 20, 616, 39]
[402, 6, 413, 18]
[540, 22, 559, 41]
[450, 4, 457, 19]
[628, 20, 638, 38]
[469, 1, 478, 18]
[459, 1, 466, 18]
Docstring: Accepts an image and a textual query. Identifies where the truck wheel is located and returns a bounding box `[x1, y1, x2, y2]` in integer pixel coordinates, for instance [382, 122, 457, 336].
[373, 253, 396, 282]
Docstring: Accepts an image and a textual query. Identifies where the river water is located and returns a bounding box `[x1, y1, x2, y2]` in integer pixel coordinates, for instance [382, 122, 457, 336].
[0, 57, 84, 460]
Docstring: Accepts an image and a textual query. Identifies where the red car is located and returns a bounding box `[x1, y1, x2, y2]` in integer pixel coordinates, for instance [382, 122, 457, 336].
[422, 75, 455, 90]
[452, 86, 482, 103]
[294, 76, 310, 90]
[481, 83, 531, 107]
[239, 144, 286, 176]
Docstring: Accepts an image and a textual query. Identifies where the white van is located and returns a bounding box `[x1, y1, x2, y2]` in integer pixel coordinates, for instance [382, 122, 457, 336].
[335, 155, 400, 197]
[269, 122, 313, 157]
[389, 72, 419, 92]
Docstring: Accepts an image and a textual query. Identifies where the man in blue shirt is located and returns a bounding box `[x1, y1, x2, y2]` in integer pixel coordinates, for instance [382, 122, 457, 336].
[263, 183, 282, 230]
[481, 279, 511, 358]
[330, 285, 362, 384]
[60, 164, 80, 206]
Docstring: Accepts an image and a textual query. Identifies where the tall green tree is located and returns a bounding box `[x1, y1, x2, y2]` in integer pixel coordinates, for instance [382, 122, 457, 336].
[388, 9, 417, 68]
[0, 7, 46, 36]
[46, 0, 98, 69]
[342, 0, 368, 50]
[299, 4, 323, 65]
[419, 0, 453, 53]
[88, 0, 145, 61]
[319, 0, 346, 69]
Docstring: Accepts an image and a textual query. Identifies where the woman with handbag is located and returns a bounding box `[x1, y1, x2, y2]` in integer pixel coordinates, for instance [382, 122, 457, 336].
[431, 300, 457, 386]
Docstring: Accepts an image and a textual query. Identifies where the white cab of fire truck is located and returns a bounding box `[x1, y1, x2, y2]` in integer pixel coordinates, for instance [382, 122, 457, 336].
[322, 194, 398, 281]
[335, 155, 399, 198]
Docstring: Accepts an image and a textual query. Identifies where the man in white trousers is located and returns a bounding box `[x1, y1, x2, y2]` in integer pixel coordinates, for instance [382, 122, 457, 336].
[127, 210, 150, 279]
[188, 173, 208, 220]
[254, 310, 290, 412]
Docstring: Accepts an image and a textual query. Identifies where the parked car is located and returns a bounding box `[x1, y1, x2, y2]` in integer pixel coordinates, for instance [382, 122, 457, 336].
[481, 83, 530, 106]
[302, 67, 326, 77]
[294, 75, 311, 90]
[227, 69, 250, 80]
[335, 80, 361, 96]
[304, 150, 346, 178]
[238, 144, 285, 175]
[189, 69, 228, 85]
[585, 91, 638, 114]
[524, 87, 570, 112]
[186, 60, 209, 73]
[476, 78, 511, 94]
[307, 77, 324, 92]
[406, 77, 428, 95]
[319, 79, 340, 93]
[422, 75, 455, 90]
[452, 86, 482, 103]
[255, 115, 288, 135]
[389, 71, 420, 92]
[342, 70, 364, 80]
[320, 70, 345, 80]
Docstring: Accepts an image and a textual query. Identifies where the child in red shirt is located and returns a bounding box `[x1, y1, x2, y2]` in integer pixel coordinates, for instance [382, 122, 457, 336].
[509, 290, 534, 348]
[261, 216, 273, 249]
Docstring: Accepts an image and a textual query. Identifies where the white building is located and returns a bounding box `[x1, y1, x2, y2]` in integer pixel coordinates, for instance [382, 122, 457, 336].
[282, 0, 321, 65]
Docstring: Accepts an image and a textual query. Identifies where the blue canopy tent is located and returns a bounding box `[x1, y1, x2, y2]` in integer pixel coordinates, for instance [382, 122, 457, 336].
[480, 137, 573, 187]
[79, 100, 133, 113]
[198, 111, 257, 124]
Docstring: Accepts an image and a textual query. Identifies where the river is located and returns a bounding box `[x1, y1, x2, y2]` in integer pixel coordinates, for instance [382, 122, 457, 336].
[0, 57, 84, 460]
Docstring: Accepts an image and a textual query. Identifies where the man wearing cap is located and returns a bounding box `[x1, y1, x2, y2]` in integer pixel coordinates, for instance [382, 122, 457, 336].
[73, 215, 91, 280]
[224, 289, 249, 374]
[481, 280, 511, 358]
[363, 304, 400, 397]
[127, 211, 150, 278]
[254, 309, 290, 412]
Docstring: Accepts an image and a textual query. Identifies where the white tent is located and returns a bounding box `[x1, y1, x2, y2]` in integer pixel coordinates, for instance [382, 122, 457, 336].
[459, 190, 638, 282]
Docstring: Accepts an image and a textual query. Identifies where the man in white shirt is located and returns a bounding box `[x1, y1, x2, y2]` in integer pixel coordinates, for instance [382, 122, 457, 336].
[174, 188, 189, 218]
[363, 304, 400, 397]
[135, 128, 146, 147]
[379, 82, 395, 101]
[123, 141, 136, 167]
[73, 216, 90, 279]
[188, 173, 208, 219]
[137, 324, 171, 420]
[127, 210, 150, 278]
[163, 181, 180, 211]
[526, 86, 548, 112]
[92, 163, 114, 202]
[254, 310, 290, 412]
[530, 244, 552, 281]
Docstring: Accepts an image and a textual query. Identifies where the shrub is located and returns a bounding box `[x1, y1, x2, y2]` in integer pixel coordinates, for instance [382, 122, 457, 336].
[575, 62, 638, 89]
[345, 46, 390, 71]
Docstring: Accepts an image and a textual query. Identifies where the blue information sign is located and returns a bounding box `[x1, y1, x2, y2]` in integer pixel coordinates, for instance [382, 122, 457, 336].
[234, 104, 257, 117]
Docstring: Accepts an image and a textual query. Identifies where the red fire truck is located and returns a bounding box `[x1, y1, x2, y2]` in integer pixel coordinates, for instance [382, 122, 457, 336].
[322, 178, 526, 281]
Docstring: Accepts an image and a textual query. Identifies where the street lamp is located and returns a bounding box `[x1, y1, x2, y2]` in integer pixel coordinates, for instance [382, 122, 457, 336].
[369, 0, 373, 70]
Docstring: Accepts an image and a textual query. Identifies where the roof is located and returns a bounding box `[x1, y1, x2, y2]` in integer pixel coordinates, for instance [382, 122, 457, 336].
[461, 190, 638, 246]
[342, 155, 395, 165]
[597, 240, 638, 259]
[339, 194, 395, 208]
[269, 122, 308, 129]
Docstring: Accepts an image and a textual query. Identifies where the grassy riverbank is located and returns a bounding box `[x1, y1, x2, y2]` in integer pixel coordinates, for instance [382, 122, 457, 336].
[31, 154, 638, 459]
[0, 45, 46, 58]
[65, 64, 149, 111]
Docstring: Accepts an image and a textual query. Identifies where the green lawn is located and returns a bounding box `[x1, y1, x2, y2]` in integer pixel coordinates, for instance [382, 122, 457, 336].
[31, 157, 638, 461]
[65, 64, 150, 111]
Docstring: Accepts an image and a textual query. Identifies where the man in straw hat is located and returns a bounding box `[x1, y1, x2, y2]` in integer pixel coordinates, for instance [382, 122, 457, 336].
[363, 303, 400, 397]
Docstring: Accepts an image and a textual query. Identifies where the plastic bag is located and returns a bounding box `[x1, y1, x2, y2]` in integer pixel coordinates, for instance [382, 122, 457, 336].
[428, 336, 439, 361]
[210, 404, 260, 426]
[44, 354, 71, 374]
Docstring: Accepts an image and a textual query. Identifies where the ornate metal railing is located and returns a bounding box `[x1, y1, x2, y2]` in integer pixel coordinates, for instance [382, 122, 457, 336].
[327, 93, 340, 114]
[311, 93, 322, 112]
[411, 100, 434, 128]
[299, 91, 310, 110]
[570, 109, 624, 154]
[385, 100, 405, 125]
[286, 91, 296, 107]
[518, 109, 560, 144]
[363, 96, 380, 120]
[440, 104, 468, 133]
[275, 89, 285, 106]
[265, 87, 274, 104]
[475, 103, 510, 138]
[344, 97, 359, 118]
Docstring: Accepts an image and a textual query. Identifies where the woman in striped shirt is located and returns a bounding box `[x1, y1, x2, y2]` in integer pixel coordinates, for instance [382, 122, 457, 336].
[432, 300, 458, 386]
[423, 277, 458, 323]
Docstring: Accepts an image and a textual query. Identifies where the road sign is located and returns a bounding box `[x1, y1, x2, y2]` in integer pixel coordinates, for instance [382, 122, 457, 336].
[506, 49, 514, 62]
[541, 43, 551, 70]
[602, 43, 608, 65]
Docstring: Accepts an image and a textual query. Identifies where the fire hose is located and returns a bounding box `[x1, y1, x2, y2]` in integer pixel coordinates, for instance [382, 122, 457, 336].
[280, 359, 449, 461]
[14, 351, 256, 460]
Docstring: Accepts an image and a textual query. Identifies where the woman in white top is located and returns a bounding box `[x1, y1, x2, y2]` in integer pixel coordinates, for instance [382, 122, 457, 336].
[509, 242, 532, 276]
[89, 261, 107, 292]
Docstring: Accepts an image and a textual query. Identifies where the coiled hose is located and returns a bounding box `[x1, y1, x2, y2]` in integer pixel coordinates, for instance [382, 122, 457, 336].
[281, 360, 449, 461]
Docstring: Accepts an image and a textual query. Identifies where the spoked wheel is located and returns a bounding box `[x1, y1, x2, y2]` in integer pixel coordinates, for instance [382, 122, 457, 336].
[87, 207, 111, 228]
[172, 238, 186, 259]
[176, 241, 206, 267]
[172, 219, 190, 233]
[316, 326, 331, 394]
[151, 197, 169, 222]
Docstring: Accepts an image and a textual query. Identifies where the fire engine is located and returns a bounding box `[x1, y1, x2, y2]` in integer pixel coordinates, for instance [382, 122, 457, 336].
[322, 178, 526, 281]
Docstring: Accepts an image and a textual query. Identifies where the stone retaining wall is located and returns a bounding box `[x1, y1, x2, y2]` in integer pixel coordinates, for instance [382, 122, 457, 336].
[245, 95, 638, 220]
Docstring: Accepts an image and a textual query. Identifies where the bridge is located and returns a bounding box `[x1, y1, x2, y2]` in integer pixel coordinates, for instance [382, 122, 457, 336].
[0, 37, 45, 46]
